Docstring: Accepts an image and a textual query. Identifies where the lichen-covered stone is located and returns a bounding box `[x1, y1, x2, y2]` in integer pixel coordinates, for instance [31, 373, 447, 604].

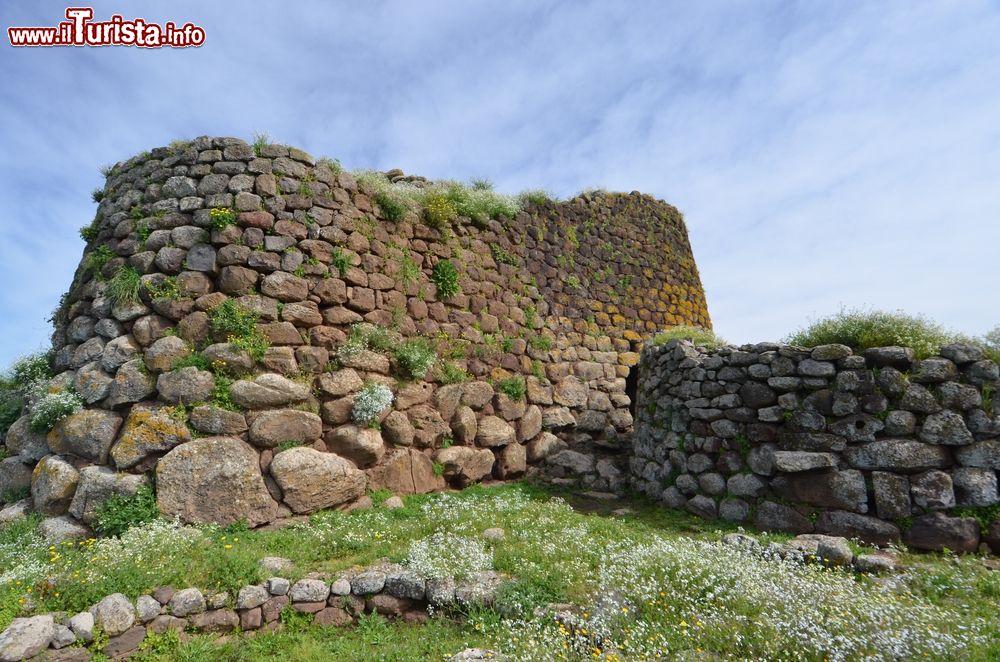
[157, 437, 278, 526]
[111, 405, 191, 469]
[269, 446, 366, 513]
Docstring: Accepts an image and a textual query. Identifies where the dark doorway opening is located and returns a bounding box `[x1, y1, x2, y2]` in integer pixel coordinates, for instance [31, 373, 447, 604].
[625, 364, 639, 416]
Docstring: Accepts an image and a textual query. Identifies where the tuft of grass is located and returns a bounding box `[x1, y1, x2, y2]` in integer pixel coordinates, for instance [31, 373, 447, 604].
[107, 266, 141, 307]
[436, 361, 469, 385]
[652, 325, 726, 350]
[496, 376, 526, 401]
[518, 189, 554, 205]
[251, 132, 270, 157]
[785, 308, 995, 360]
[330, 247, 350, 277]
[430, 260, 460, 299]
[86, 245, 115, 278]
[375, 191, 408, 223]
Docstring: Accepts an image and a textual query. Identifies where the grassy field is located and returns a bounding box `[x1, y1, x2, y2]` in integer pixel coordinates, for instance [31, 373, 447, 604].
[2, 483, 999, 661]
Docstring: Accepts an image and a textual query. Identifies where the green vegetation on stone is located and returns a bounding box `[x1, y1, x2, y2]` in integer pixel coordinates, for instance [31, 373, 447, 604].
[787, 308, 999, 361]
[395, 338, 437, 380]
[93, 486, 160, 538]
[209, 299, 269, 361]
[652, 325, 726, 350]
[107, 265, 141, 307]
[496, 376, 526, 401]
[431, 260, 460, 299]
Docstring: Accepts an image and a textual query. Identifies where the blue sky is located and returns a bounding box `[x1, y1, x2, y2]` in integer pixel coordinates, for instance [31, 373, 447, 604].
[1, 1, 998, 366]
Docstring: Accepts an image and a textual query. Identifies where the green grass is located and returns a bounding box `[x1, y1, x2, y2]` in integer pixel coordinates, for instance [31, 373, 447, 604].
[430, 260, 459, 299]
[107, 265, 142, 306]
[652, 325, 726, 350]
[2, 484, 998, 660]
[787, 308, 999, 361]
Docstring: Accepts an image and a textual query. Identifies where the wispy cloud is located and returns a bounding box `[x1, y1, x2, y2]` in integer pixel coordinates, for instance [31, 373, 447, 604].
[0, 0, 997, 365]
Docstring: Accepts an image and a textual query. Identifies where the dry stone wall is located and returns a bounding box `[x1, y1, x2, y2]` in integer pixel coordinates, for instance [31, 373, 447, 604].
[632, 340, 1000, 553]
[0, 136, 711, 531]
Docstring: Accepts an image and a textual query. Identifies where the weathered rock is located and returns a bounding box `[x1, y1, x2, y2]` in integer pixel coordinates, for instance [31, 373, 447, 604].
[170, 587, 206, 617]
[685, 494, 718, 519]
[31, 455, 79, 515]
[249, 409, 323, 448]
[229, 374, 311, 411]
[844, 439, 951, 473]
[494, 442, 527, 479]
[451, 406, 478, 445]
[269, 446, 367, 513]
[104, 359, 157, 407]
[911, 358, 958, 383]
[864, 346, 914, 370]
[951, 467, 999, 506]
[317, 369, 364, 397]
[753, 500, 813, 534]
[236, 585, 270, 610]
[407, 405, 450, 447]
[157, 437, 278, 526]
[111, 405, 191, 469]
[144, 336, 191, 372]
[69, 466, 148, 524]
[366, 448, 443, 494]
[910, 470, 955, 510]
[189, 405, 248, 435]
[547, 449, 595, 474]
[0, 499, 32, 526]
[526, 432, 564, 463]
[772, 451, 837, 473]
[918, 411, 974, 446]
[872, 471, 911, 519]
[381, 410, 414, 447]
[324, 424, 385, 467]
[202, 343, 255, 375]
[3, 416, 49, 461]
[903, 512, 980, 552]
[553, 376, 588, 407]
[136, 595, 161, 623]
[190, 609, 239, 633]
[47, 409, 123, 463]
[815, 511, 900, 546]
[93, 593, 136, 637]
[38, 516, 91, 542]
[434, 446, 495, 487]
[0, 615, 55, 662]
[156, 367, 215, 404]
[773, 470, 868, 513]
[102, 625, 145, 657]
[475, 416, 516, 447]
[792, 534, 854, 566]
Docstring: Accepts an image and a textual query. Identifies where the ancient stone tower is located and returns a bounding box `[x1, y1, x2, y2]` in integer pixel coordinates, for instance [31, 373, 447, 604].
[1, 136, 710, 530]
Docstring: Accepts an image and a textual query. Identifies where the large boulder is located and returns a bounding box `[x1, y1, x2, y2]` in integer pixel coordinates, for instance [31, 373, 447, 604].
[93, 593, 137, 637]
[324, 425, 385, 467]
[111, 405, 191, 469]
[844, 439, 951, 472]
[229, 373, 311, 409]
[366, 448, 444, 494]
[31, 455, 80, 516]
[249, 409, 322, 448]
[47, 409, 123, 464]
[69, 466, 149, 524]
[475, 416, 516, 447]
[269, 447, 366, 514]
[0, 458, 32, 504]
[189, 406, 247, 436]
[903, 512, 980, 553]
[433, 447, 494, 487]
[0, 615, 55, 661]
[407, 405, 450, 448]
[4, 416, 49, 461]
[157, 437, 278, 526]
[815, 511, 900, 546]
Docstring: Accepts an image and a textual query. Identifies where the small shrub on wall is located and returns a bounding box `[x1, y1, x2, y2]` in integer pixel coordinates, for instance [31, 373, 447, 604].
[652, 325, 726, 350]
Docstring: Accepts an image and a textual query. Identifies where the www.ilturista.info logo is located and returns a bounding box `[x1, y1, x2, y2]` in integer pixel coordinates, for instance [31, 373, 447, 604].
[8, 7, 205, 48]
